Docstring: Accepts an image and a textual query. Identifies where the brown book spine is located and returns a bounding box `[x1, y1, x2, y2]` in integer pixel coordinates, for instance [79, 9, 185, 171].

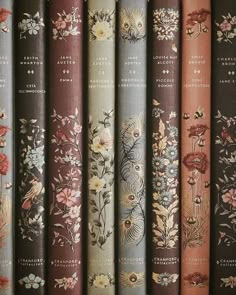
[150, 0, 181, 294]
[0, 1, 14, 294]
[211, 0, 236, 293]
[181, 1, 211, 294]
[15, 1, 46, 294]
[48, 1, 83, 294]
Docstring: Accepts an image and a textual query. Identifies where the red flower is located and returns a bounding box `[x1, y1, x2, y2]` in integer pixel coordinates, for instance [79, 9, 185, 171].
[188, 124, 209, 137]
[183, 152, 208, 174]
[0, 125, 10, 137]
[184, 272, 208, 287]
[0, 153, 9, 175]
[0, 276, 9, 289]
[187, 8, 210, 26]
[0, 8, 12, 23]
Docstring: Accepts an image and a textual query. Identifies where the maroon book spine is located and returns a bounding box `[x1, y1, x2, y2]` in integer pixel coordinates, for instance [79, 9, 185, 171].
[15, 1, 46, 294]
[48, 1, 84, 294]
[150, 0, 181, 294]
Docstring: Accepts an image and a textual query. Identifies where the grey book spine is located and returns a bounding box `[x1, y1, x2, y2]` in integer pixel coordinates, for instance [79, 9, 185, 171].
[87, 0, 116, 294]
[117, 1, 147, 294]
[0, 1, 14, 294]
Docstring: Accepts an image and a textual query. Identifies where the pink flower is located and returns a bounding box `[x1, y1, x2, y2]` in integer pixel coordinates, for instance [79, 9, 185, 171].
[220, 20, 232, 32]
[222, 189, 236, 207]
[54, 17, 67, 30]
[56, 188, 76, 207]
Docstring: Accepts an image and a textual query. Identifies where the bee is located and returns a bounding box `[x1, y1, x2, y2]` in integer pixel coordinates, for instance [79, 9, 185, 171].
[194, 107, 205, 119]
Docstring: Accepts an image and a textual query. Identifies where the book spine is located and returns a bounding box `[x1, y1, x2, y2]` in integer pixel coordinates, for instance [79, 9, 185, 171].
[15, 1, 46, 294]
[117, 1, 147, 294]
[150, 0, 180, 294]
[211, 1, 236, 293]
[0, 1, 14, 294]
[181, 1, 211, 294]
[48, 1, 83, 294]
[87, 0, 116, 294]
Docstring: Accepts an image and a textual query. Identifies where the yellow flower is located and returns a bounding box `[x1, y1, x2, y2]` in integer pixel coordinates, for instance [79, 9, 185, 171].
[92, 21, 113, 40]
[93, 274, 110, 288]
[89, 176, 105, 193]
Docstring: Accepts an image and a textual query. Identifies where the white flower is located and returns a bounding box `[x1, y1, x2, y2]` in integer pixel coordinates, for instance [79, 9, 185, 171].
[89, 176, 105, 193]
[169, 111, 177, 119]
[93, 274, 110, 288]
[20, 274, 45, 289]
[92, 21, 113, 40]
[68, 205, 81, 219]
[91, 128, 113, 154]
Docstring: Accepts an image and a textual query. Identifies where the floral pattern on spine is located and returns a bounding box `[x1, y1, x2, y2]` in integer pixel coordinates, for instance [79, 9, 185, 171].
[186, 9, 210, 39]
[153, 8, 179, 41]
[54, 272, 78, 290]
[18, 12, 44, 39]
[221, 276, 236, 288]
[184, 272, 208, 288]
[0, 109, 11, 291]
[216, 14, 236, 44]
[88, 110, 114, 249]
[50, 109, 82, 251]
[52, 7, 82, 41]
[89, 273, 115, 288]
[119, 272, 144, 288]
[88, 9, 115, 41]
[119, 114, 145, 246]
[18, 274, 45, 289]
[214, 111, 236, 247]
[18, 119, 45, 241]
[182, 108, 210, 249]
[119, 9, 146, 43]
[152, 272, 179, 287]
[152, 100, 179, 250]
[0, 8, 12, 33]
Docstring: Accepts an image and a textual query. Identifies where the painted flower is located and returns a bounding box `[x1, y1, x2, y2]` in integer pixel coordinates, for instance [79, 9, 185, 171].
[168, 125, 178, 137]
[153, 178, 166, 192]
[74, 123, 82, 134]
[68, 205, 81, 219]
[158, 192, 172, 207]
[54, 17, 67, 30]
[54, 273, 78, 290]
[92, 21, 113, 40]
[91, 128, 113, 154]
[152, 107, 164, 118]
[220, 20, 232, 32]
[221, 276, 236, 288]
[187, 9, 210, 26]
[0, 8, 11, 24]
[152, 272, 179, 286]
[184, 272, 208, 287]
[56, 188, 77, 207]
[165, 163, 178, 178]
[0, 153, 9, 175]
[28, 21, 40, 35]
[23, 146, 44, 173]
[19, 274, 45, 289]
[188, 124, 209, 137]
[0, 276, 9, 289]
[89, 176, 105, 193]
[0, 125, 10, 137]
[93, 274, 110, 288]
[152, 156, 164, 171]
[183, 152, 208, 174]
[222, 189, 236, 207]
[165, 146, 178, 161]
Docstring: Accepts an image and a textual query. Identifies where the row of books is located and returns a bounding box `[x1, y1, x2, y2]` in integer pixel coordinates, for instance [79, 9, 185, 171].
[0, 0, 235, 294]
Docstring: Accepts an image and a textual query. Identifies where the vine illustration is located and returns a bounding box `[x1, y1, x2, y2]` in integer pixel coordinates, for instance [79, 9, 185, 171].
[152, 100, 179, 249]
[214, 111, 236, 247]
[18, 119, 45, 242]
[88, 110, 114, 249]
[50, 109, 82, 251]
[182, 108, 210, 248]
[119, 114, 145, 246]
[216, 13, 236, 44]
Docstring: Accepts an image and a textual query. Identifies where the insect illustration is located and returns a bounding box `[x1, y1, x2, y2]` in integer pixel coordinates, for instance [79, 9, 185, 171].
[119, 9, 146, 43]
[194, 107, 205, 119]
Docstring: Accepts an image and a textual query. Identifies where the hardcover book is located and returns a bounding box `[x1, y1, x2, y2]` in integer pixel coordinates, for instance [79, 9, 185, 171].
[181, 1, 211, 295]
[0, 1, 13, 294]
[150, 0, 181, 294]
[48, 1, 84, 294]
[211, 0, 236, 293]
[117, 0, 147, 294]
[15, 1, 46, 294]
[87, 0, 116, 294]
